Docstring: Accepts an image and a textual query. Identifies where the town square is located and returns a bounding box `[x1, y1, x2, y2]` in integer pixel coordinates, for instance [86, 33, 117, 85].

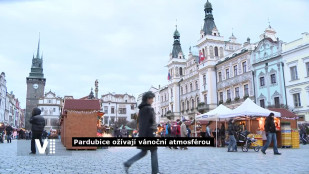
[0, 0, 309, 173]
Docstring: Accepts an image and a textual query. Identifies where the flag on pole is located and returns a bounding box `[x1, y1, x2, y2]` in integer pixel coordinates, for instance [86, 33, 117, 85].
[168, 72, 171, 80]
[199, 50, 205, 63]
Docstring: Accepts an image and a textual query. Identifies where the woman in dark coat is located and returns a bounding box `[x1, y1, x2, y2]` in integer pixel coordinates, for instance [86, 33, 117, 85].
[124, 91, 160, 174]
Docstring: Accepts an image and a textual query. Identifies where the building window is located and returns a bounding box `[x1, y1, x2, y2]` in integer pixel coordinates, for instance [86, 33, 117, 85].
[209, 46, 214, 58]
[190, 83, 193, 92]
[191, 99, 195, 109]
[260, 99, 265, 108]
[219, 47, 224, 58]
[274, 97, 280, 108]
[181, 87, 183, 95]
[41, 107, 44, 111]
[48, 100, 51, 104]
[306, 62, 309, 77]
[111, 107, 115, 114]
[235, 87, 239, 98]
[171, 89, 173, 97]
[162, 109, 164, 115]
[270, 74, 276, 84]
[171, 104, 173, 112]
[227, 89, 231, 99]
[260, 77, 265, 86]
[226, 69, 229, 79]
[244, 84, 249, 96]
[185, 85, 188, 94]
[104, 106, 108, 114]
[234, 65, 237, 76]
[187, 101, 190, 110]
[293, 93, 301, 107]
[219, 92, 223, 101]
[218, 72, 222, 82]
[180, 67, 183, 76]
[195, 81, 198, 90]
[119, 108, 126, 114]
[131, 105, 134, 110]
[165, 94, 166, 101]
[197, 97, 199, 105]
[242, 61, 247, 73]
[53, 108, 56, 112]
[203, 75, 206, 85]
[161, 96, 163, 102]
[290, 66, 298, 80]
[204, 94, 207, 104]
[214, 47, 219, 57]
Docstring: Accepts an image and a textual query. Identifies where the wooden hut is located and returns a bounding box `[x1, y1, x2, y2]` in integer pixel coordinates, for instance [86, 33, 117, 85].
[60, 99, 101, 150]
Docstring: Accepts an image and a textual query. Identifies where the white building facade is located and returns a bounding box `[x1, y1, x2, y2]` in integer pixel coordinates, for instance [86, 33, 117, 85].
[282, 32, 309, 122]
[101, 93, 137, 126]
[37, 91, 63, 131]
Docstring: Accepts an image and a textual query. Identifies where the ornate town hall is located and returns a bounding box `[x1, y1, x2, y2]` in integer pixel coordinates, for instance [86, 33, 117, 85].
[25, 38, 46, 130]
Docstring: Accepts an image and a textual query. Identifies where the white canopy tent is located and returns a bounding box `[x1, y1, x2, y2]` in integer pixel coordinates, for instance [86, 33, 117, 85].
[196, 104, 232, 147]
[221, 98, 281, 118]
[196, 104, 232, 120]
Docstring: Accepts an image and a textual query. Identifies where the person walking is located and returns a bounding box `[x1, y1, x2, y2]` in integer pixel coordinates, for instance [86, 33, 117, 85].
[220, 123, 225, 147]
[180, 121, 188, 150]
[187, 125, 191, 138]
[206, 122, 211, 137]
[227, 119, 237, 152]
[123, 91, 160, 174]
[165, 121, 171, 137]
[25, 130, 29, 140]
[29, 108, 46, 155]
[6, 125, 13, 143]
[261, 113, 281, 155]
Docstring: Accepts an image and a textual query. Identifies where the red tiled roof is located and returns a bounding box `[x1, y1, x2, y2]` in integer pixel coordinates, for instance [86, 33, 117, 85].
[63, 99, 100, 111]
[268, 108, 297, 118]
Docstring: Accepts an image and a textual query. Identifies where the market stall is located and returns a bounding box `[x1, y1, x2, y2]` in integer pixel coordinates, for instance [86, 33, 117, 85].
[196, 104, 232, 147]
[60, 99, 101, 150]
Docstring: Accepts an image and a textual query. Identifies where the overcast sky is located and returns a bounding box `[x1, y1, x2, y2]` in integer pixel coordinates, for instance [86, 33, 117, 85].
[0, 0, 308, 108]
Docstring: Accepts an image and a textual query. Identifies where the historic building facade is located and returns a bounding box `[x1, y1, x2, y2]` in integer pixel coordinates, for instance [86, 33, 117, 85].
[216, 42, 256, 109]
[37, 90, 63, 131]
[138, 0, 308, 123]
[251, 25, 286, 109]
[282, 32, 309, 122]
[101, 93, 137, 126]
[25, 39, 46, 130]
[0, 72, 7, 124]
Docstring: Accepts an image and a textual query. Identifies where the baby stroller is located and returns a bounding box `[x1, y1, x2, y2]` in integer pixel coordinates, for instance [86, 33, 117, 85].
[239, 130, 260, 152]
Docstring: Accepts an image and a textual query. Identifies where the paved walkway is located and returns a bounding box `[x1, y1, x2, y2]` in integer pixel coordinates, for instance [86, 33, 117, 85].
[0, 139, 308, 174]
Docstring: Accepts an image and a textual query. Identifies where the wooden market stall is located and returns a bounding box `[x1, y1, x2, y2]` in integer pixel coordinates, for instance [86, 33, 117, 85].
[60, 99, 101, 150]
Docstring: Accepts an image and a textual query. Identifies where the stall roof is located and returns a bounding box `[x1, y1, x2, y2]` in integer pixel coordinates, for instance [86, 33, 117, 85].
[221, 98, 281, 118]
[63, 99, 101, 111]
[268, 108, 297, 118]
[196, 104, 232, 120]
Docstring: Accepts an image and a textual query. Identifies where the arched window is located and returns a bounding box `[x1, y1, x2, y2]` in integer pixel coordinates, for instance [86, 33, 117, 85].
[191, 99, 195, 109]
[186, 100, 190, 110]
[190, 83, 193, 92]
[195, 81, 198, 90]
[185, 85, 188, 93]
[180, 67, 183, 76]
[215, 46, 219, 57]
[202, 48, 205, 57]
[219, 47, 224, 58]
[209, 46, 214, 58]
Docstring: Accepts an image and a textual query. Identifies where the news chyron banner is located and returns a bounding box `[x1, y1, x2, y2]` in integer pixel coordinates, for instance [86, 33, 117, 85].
[72, 137, 215, 147]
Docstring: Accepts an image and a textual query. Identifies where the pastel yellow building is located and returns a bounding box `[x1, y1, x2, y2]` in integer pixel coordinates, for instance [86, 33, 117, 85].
[282, 32, 309, 122]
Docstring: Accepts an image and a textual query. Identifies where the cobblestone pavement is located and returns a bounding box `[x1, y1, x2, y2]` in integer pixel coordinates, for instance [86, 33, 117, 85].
[0, 139, 309, 174]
